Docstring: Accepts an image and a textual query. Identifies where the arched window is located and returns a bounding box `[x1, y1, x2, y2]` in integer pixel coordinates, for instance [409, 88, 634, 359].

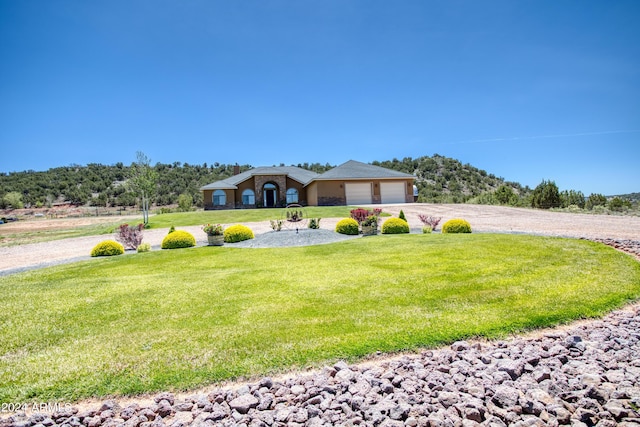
[286, 188, 299, 204]
[213, 190, 226, 206]
[242, 189, 255, 205]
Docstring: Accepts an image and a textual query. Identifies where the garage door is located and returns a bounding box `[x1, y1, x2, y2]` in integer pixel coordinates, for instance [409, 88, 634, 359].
[345, 183, 372, 205]
[381, 182, 407, 204]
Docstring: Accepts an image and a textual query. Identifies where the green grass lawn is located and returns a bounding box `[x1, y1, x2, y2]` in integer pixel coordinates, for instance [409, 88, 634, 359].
[1, 234, 639, 403]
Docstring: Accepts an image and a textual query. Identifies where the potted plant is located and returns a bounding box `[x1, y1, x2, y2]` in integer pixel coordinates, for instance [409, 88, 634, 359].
[361, 215, 378, 236]
[202, 223, 224, 246]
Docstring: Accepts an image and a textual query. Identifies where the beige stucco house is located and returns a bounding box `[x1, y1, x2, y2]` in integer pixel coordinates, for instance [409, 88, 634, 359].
[200, 160, 414, 209]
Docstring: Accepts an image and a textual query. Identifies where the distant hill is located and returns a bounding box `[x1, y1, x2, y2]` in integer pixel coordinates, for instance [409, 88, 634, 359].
[610, 192, 640, 202]
[373, 154, 529, 203]
[0, 155, 529, 209]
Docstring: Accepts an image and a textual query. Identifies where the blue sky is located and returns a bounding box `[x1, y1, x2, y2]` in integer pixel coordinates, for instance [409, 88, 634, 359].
[1, 1, 638, 195]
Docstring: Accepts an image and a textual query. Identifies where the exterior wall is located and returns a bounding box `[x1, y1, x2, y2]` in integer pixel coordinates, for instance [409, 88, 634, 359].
[203, 189, 235, 210]
[306, 182, 318, 206]
[236, 178, 257, 208]
[316, 181, 346, 206]
[285, 177, 306, 205]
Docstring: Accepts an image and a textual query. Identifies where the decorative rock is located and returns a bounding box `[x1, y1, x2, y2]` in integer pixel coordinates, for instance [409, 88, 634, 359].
[229, 394, 259, 414]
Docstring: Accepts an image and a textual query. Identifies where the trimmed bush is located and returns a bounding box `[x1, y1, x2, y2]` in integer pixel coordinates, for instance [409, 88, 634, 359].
[382, 217, 410, 234]
[161, 230, 196, 249]
[442, 218, 472, 234]
[224, 224, 254, 243]
[91, 240, 124, 257]
[399, 210, 407, 222]
[335, 218, 359, 235]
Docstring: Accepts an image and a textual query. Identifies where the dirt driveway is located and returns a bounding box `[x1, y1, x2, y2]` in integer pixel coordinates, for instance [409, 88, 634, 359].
[1, 204, 638, 275]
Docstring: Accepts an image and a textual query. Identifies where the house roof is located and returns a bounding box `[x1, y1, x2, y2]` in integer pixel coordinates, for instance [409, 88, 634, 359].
[314, 160, 414, 180]
[200, 166, 320, 190]
[200, 160, 414, 191]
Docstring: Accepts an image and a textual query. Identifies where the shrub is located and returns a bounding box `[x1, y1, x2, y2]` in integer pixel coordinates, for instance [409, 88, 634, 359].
[270, 220, 283, 231]
[115, 223, 144, 250]
[399, 210, 407, 222]
[350, 208, 370, 224]
[418, 214, 442, 231]
[350, 208, 383, 224]
[91, 240, 124, 257]
[137, 243, 151, 253]
[422, 226, 432, 234]
[308, 218, 321, 229]
[161, 230, 196, 249]
[382, 217, 410, 234]
[531, 180, 560, 209]
[224, 224, 255, 243]
[335, 218, 359, 235]
[168, 226, 176, 234]
[442, 218, 472, 234]
[177, 193, 193, 212]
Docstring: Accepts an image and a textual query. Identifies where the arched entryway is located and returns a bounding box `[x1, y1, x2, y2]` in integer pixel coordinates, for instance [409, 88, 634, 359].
[263, 183, 278, 207]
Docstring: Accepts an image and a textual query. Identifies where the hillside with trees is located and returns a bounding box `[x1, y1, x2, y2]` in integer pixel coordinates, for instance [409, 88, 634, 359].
[1, 155, 637, 214]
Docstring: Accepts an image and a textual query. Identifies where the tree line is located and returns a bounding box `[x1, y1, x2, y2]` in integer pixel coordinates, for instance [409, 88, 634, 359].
[1, 154, 636, 213]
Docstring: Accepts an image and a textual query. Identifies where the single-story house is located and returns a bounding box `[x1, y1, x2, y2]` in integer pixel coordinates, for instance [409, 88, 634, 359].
[200, 160, 415, 209]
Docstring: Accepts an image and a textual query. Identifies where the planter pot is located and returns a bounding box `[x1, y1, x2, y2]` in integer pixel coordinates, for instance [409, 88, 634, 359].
[361, 225, 377, 236]
[207, 235, 225, 246]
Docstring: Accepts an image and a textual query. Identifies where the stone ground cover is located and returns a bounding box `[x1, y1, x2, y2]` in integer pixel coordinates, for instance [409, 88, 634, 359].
[1, 234, 638, 404]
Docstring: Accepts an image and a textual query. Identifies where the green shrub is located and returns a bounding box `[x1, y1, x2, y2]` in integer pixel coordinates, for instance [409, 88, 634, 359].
[91, 240, 124, 257]
[382, 217, 410, 234]
[308, 218, 321, 229]
[335, 218, 359, 235]
[399, 210, 407, 222]
[137, 243, 151, 253]
[168, 225, 176, 234]
[224, 224, 255, 243]
[161, 230, 196, 249]
[422, 226, 432, 234]
[442, 218, 472, 234]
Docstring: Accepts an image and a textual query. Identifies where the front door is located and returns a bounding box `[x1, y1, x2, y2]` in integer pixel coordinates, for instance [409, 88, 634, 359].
[263, 183, 277, 207]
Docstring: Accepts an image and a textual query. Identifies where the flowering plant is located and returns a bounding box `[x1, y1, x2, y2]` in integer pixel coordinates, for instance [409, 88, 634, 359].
[362, 215, 378, 227]
[202, 223, 224, 236]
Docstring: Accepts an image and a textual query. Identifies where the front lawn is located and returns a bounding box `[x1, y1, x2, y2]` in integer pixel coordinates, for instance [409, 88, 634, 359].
[1, 234, 639, 402]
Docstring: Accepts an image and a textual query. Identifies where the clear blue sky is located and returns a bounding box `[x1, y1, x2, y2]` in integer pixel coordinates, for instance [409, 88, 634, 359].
[1, 1, 638, 195]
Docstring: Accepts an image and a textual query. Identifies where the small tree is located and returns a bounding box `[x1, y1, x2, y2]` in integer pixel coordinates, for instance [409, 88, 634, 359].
[586, 193, 607, 210]
[115, 223, 145, 250]
[177, 193, 193, 212]
[3, 191, 24, 209]
[531, 180, 560, 209]
[127, 151, 158, 225]
[495, 185, 517, 205]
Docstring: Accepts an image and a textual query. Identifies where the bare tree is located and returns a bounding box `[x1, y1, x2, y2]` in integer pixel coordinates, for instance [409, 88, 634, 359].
[127, 151, 158, 225]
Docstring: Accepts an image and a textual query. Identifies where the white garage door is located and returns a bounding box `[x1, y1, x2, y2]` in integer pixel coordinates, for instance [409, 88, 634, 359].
[345, 183, 372, 205]
[381, 182, 407, 204]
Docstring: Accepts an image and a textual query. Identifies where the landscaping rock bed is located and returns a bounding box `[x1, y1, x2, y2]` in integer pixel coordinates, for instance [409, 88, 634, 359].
[229, 229, 360, 248]
[3, 305, 639, 427]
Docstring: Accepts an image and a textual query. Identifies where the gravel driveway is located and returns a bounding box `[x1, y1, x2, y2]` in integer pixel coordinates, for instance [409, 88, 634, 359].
[1, 204, 639, 276]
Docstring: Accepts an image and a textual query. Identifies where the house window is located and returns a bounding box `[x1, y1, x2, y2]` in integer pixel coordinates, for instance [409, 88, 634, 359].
[242, 189, 255, 205]
[286, 188, 299, 204]
[213, 190, 226, 206]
